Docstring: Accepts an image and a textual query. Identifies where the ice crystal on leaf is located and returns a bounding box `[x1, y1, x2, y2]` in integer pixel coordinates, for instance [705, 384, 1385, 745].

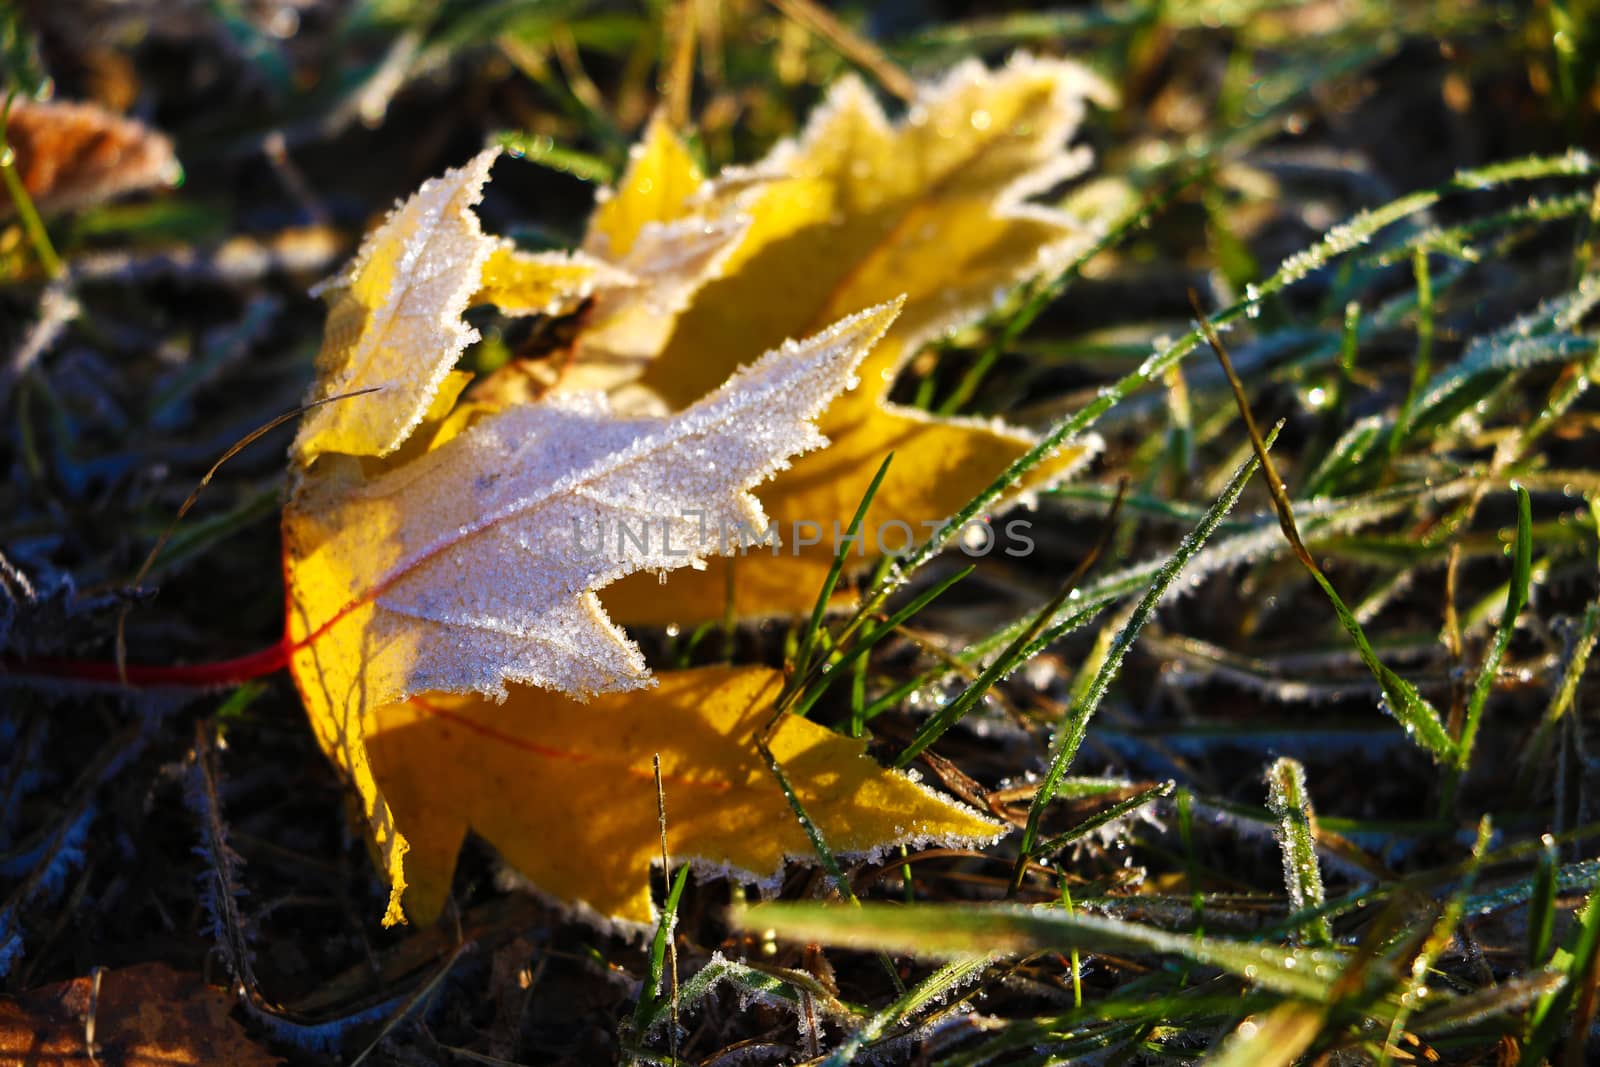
[279, 63, 1071, 926]
[285, 281, 898, 921]
[547, 56, 1111, 621]
[291, 148, 631, 464]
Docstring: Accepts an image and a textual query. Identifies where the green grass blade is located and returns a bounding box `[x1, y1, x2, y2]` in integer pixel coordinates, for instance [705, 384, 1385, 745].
[757, 739, 853, 904]
[1033, 781, 1175, 860]
[756, 732, 913, 996]
[1312, 565, 1456, 760]
[1264, 759, 1333, 947]
[1529, 837, 1561, 969]
[1203, 999, 1326, 1067]
[1522, 493, 1600, 779]
[1520, 879, 1600, 1066]
[1386, 247, 1436, 471]
[793, 453, 894, 694]
[0, 91, 64, 278]
[821, 955, 997, 1067]
[1199, 291, 1458, 763]
[788, 564, 975, 720]
[1009, 428, 1276, 890]
[1456, 483, 1534, 775]
[635, 954, 838, 1036]
[894, 571, 1085, 769]
[1403, 284, 1600, 440]
[736, 902, 1348, 1002]
[631, 863, 691, 1037]
[494, 129, 615, 183]
[1367, 190, 1598, 266]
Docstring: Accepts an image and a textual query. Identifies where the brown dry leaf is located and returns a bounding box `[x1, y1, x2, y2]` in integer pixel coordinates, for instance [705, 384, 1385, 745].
[368, 665, 1001, 926]
[580, 56, 1112, 623]
[0, 962, 282, 1067]
[1, 99, 179, 217]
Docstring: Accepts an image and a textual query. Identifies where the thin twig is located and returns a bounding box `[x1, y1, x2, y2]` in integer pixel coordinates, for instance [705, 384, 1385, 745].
[114, 385, 382, 684]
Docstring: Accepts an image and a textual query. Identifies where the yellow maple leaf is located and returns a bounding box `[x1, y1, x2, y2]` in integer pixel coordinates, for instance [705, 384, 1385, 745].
[585, 112, 705, 258]
[292, 147, 629, 463]
[366, 665, 1001, 926]
[291, 150, 499, 463]
[275, 69, 1104, 926]
[284, 300, 901, 923]
[589, 56, 1112, 623]
[473, 114, 748, 407]
[474, 241, 633, 317]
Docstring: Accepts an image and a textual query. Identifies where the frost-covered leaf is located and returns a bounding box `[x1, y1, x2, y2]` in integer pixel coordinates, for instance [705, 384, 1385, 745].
[474, 114, 748, 405]
[2, 99, 180, 217]
[578, 115, 747, 376]
[290, 149, 632, 464]
[473, 242, 634, 317]
[367, 665, 1000, 925]
[291, 150, 504, 463]
[585, 112, 706, 259]
[593, 56, 1112, 622]
[282, 302, 901, 923]
[561, 214, 750, 403]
